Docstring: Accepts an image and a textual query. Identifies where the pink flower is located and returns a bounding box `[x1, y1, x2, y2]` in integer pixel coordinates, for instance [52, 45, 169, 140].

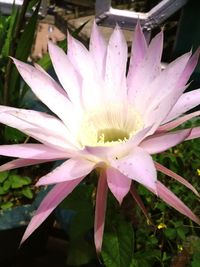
[0, 22, 200, 252]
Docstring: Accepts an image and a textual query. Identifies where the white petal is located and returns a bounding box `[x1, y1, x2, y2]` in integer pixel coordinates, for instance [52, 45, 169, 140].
[0, 106, 77, 150]
[89, 22, 107, 77]
[0, 144, 71, 159]
[127, 21, 147, 83]
[12, 58, 82, 134]
[164, 89, 200, 123]
[140, 129, 191, 154]
[48, 41, 82, 105]
[105, 26, 127, 101]
[111, 147, 157, 192]
[36, 158, 96, 186]
[128, 31, 163, 107]
[106, 167, 131, 204]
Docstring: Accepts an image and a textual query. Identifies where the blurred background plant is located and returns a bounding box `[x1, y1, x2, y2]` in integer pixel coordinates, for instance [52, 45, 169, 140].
[0, 0, 40, 108]
[0, 0, 43, 211]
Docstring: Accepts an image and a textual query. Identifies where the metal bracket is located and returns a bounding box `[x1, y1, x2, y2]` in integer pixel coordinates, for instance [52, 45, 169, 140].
[0, 0, 48, 16]
[95, 0, 188, 31]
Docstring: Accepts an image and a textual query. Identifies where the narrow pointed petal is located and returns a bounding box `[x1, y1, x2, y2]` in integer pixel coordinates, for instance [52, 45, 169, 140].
[127, 21, 147, 82]
[147, 30, 163, 71]
[48, 41, 81, 105]
[151, 52, 191, 100]
[145, 83, 188, 134]
[156, 181, 200, 224]
[0, 106, 77, 150]
[175, 47, 200, 89]
[143, 52, 192, 124]
[185, 127, 200, 140]
[105, 25, 127, 101]
[36, 158, 96, 186]
[34, 63, 68, 97]
[149, 47, 198, 124]
[67, 32, 105, 109]
[0, 144, 70, 159]
[128, 31, 163, 106]
[164, 88, 200, 123]
[21, 178, 84, 244]
[140, 129, 191, 154]
[94, 170, 108, 253]
[67, 32, 93, 79]
[130, 183, 153, 224]
[154, 162, 199, 196]
[12, 58, 80, 130]
[157, 110, 200, 132]
[89, 22, 107, 77]
[0, 158, 51, 172]
[106, 167, 131, 204]
[111, 147, 157, 192]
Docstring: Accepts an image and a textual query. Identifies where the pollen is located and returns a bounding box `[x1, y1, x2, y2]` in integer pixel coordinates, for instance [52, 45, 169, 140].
[78, 104, 143, 147]
[97, 128, 129, 143]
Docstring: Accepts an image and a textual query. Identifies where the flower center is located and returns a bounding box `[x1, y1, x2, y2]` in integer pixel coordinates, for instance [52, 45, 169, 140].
[78, 104, 143, 147]
[97, 128, 129, 143]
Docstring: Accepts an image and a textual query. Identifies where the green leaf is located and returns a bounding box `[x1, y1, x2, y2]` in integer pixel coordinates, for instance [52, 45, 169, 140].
[15, 2, 40, 62]
[132, 250, 161, 267]
[27, 0, 40, 11]
[192, 252, 200, 267]
[0, 171, 9, 183]
[0, 201, 13, 210]
[0, 186, 7, 195]
[66, 239, 95, 266]
[4, 126, 27, 143]
[60, 184, 94, 239]
[36, 53, 51, 70]
[21, 187, 34, 199]
[177, 228, 186, 240]
[3, 179, 11, 191]
[130, 258, 150, 267]
[164, 228, 177, 240]
[129, 258, 138, 267]
[2, 8, 19, 57]
[0, 15, 9, 52]
[10, 1, 41, 105]
[9, 175, 32, 189]
[71, 19, 90, 38]
[101, 216, 134, 267]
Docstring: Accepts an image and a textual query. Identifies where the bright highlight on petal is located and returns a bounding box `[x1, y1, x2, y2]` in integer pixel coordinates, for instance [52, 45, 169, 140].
[0, 21, 199, 253]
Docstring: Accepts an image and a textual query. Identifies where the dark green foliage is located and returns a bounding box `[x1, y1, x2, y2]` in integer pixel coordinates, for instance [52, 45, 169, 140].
[0, 170, 34, 210]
